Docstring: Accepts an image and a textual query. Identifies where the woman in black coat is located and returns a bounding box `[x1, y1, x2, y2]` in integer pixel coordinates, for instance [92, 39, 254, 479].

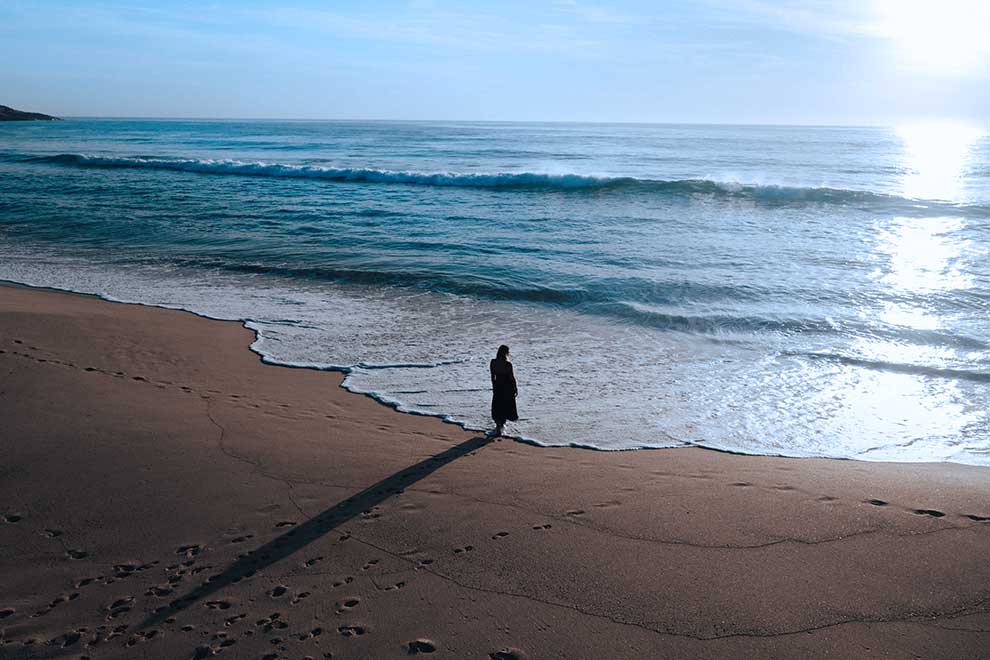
[490, 344, 518, 436]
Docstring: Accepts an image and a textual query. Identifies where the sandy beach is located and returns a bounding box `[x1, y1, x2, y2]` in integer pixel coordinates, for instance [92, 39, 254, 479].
[1, 282, 989, 660]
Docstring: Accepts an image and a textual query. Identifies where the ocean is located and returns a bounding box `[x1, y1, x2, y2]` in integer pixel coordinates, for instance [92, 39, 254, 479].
[1, 119, 988, 464]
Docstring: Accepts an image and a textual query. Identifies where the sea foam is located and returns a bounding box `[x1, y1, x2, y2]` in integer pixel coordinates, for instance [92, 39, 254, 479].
[21, 153, 988, 213]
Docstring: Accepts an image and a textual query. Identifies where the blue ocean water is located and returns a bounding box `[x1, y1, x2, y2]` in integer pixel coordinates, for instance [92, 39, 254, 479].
[1, 119, 988, 464]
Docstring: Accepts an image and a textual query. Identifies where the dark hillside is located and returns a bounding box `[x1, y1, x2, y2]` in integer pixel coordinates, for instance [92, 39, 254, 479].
[0, 105, 60, 121]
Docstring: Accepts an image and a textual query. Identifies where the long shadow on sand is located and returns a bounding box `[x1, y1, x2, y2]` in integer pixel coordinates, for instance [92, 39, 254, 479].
[139, 434, 493, 629]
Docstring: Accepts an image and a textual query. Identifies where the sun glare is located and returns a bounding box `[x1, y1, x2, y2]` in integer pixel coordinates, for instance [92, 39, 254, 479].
[873, 0, 990, 75]
[895, 121, 984, 201]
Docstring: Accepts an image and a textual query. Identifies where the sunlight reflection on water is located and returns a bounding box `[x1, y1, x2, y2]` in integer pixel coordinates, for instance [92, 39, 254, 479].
[834, 124, 988, 458]
[896, 122, 985, 202]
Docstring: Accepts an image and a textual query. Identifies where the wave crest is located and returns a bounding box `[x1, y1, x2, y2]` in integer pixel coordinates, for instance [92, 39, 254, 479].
[29, 153, 635, 189]
[22, 153, 985, 212]
[791, 352, 990, 383]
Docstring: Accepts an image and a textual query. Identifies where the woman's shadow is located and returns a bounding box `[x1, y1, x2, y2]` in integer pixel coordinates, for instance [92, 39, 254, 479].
[139, 434, 493, 630]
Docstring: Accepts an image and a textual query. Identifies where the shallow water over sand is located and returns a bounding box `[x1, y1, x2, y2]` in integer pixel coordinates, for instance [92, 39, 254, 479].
[1, 120, 988, 463]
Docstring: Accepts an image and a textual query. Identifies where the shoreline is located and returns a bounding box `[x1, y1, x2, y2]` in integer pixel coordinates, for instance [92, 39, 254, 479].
[0, 278, 977, 466]
[2, 282, 990, 659]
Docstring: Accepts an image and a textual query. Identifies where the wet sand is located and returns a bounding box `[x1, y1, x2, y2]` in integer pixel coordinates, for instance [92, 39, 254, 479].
[1, 282, 989, 659]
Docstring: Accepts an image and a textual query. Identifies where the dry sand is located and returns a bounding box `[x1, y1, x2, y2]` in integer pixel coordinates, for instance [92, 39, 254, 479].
[1, 282, 989, 660]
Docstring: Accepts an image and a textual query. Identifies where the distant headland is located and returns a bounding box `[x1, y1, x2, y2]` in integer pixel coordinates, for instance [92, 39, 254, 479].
[0, 105, 60, 121]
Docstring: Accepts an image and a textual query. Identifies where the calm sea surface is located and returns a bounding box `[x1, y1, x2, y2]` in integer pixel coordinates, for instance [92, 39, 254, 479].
[1, 119, 988, 463]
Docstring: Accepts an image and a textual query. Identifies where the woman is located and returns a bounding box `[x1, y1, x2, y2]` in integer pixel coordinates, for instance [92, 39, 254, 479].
[490, 344, 518, 436]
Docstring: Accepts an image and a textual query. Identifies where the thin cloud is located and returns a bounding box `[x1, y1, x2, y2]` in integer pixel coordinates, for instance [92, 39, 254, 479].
[707, 0, 990, 77]
[250, 6, 605, 57]
[554, 0, 642, 25]
[701, 0, 873, 40]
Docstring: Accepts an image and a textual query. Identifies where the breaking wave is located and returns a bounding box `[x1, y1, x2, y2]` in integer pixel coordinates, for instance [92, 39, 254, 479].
[20, 153, 986, 211]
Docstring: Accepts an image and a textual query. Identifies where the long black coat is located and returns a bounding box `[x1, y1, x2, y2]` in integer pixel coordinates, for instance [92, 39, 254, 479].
[490, 359, 518, 424]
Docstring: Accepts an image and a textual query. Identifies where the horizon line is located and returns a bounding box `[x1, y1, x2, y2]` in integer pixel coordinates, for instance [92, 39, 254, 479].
[40, 115, 896, 129]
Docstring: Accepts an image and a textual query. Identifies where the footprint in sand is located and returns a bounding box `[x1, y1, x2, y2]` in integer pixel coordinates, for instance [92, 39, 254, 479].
[270, 585, 288, 598]
[335, 598, 360, 614]
[255, 614, 276, 626]
[204, 600, 232, 610]
[125, 629, 160, 646]
[564, 510, 585, 517]
[66, 549, 88, 560]
[532, 524, 552, 530]
[146, 584, 175, 597]
[224, 613, 247, 627]
[492, 531, 510, 539]
[290, 591, 311, 605]
[361, 506, 383, 520]
[106, 623, 129, 640]
[2, 514, 23, 523]
[964, 514, 989, 522]
[303, 556, 323, 567]
[383, 581, 406, 592]
[913, 509, 945, 518]
[255, 612, 288, 631]
[362, 559, 380, 571]
[489, 648, 527, 660]
[275, 521, 297, 528]
[297, 627, 324, 641]
[866, 499, 888, 507]
[0, 608, 15, 619]
[338, 624, 367, 637]
[49, 593, 79, 608]
[106, 596, 134, 619]
[453, 545, 475, 554]
[53, 630, 83, 648]
[406, 639, 437, 654]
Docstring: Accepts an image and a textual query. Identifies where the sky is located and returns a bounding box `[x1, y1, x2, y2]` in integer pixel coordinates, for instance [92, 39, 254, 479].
[1, 0, 988, 125]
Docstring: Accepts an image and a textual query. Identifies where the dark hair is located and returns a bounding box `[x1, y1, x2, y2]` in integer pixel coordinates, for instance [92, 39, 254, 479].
[496, 344, 510, 360]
